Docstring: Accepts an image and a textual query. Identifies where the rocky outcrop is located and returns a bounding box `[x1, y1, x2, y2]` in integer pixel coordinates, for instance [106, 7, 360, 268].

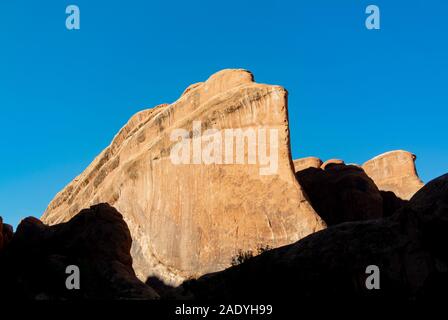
[42, 69, 326, 285]
[0, 204, 158, 300]
[296, 164, 384, 225]
[362, 150, 424, 200]
[292, 157, 322, 172]
[169, 173, 448, 301]
[321, 159, 345, 169]
[0, 217, 13, 253]
[292, 151, 423, 222]
[0, 217, 5, 252]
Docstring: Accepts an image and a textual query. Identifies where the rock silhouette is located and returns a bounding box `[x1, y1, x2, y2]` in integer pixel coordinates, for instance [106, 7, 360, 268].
[42, 69, 325, 285]
[0, 204, 158, 300]
[167, 174, 448, 301]
[296, 163, 384, 225]
[0, 217, 13, 253]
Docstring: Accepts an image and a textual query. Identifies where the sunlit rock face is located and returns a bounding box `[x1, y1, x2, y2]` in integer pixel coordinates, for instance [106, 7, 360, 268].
[362, 150, 424, 200]
[42, 69, 325, 285]
[293, 157, 322, 172]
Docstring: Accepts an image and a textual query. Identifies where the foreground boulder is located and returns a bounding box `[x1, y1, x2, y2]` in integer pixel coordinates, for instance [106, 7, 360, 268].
[0, 204, 158, 300]
[168, 173, 448, 301]
[42, 69, 325, 284]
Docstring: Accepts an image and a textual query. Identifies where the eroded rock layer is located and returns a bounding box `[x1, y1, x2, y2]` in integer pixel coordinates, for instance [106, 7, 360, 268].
[42, 69, 325, 284]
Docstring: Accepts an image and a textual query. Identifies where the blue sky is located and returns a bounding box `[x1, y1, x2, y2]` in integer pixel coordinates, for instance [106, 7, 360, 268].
[0, 0, 446, 227]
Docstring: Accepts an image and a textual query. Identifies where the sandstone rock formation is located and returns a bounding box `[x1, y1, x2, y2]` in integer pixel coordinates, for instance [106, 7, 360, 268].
[296, 163, 384, 225]
[42, 69, 326, 285]
[362, 150, 424, 200]
[293, 150, 424, 201]
[292, 157, 322, 172]
[0, 217, 4, 252]
[0, 217, 13, 253]
[169, 173, 448, 301]
[321, 159, 345, 169]
[0, 204, 159, 300]
[292, 151, 423, 222]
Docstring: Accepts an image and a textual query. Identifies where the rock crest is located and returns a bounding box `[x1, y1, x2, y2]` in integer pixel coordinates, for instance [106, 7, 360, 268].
[42, 69, 326, 284]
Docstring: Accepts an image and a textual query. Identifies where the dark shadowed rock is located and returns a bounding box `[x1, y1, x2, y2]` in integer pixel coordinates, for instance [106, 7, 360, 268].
[0, 204, 158, 300]
[0, 217, 4, 252]
[0, 218, 3, 252]
[296, 164, 385, 225]
[168, 173, 448, 302]
[0, 217, 13, 253]
[146, 276, 176, 297]
[380, 191, 408, 218]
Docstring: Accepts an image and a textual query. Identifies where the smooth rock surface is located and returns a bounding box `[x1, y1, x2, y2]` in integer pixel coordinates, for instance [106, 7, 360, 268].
[42, 69, 326, 285]
[293, 157, 322, 172]
[363, 150, 424, 200]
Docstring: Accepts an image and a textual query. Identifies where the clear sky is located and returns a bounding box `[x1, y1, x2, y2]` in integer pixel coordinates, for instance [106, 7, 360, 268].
[0, 0, 446, 227]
